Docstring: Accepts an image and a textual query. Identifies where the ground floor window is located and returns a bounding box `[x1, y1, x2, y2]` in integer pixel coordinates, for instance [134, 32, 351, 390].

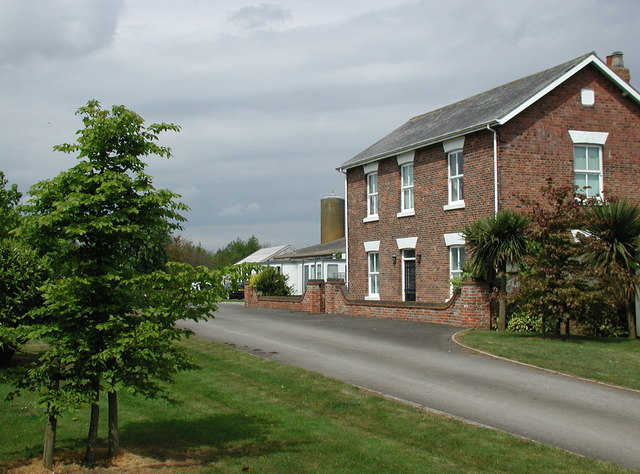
[368, 252, 379, 298]
[449, 246, 465, 295]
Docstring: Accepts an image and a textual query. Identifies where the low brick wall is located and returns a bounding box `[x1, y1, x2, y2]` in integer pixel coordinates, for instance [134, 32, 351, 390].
[245, 279, 491, 329]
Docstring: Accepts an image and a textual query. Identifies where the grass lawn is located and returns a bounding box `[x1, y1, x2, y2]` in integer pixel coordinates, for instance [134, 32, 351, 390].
[457, 330, 640, 391]
[0, 337, 630, 472]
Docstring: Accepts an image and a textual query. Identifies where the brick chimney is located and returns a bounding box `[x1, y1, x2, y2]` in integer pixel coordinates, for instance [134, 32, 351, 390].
[606, 51, 631, 83]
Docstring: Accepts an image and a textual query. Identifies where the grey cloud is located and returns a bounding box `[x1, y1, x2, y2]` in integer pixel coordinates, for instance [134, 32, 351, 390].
[0, 0, 122, 66]
[227, 3, 291, 30]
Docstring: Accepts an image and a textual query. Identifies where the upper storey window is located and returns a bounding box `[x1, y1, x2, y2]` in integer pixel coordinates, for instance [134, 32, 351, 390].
[363, 162, 379, 222]
[574, 145, 602, 197]
[397, 151, 415, 217]
[367, 172, 378, 216]
[568, 131, 608, 198]
[442, 136, 465, 211]
[448, 150, 464, 204]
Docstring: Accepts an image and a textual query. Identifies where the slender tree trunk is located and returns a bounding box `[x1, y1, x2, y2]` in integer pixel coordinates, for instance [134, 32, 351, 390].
[84, 378, 100, 465]
[108, 391, 120, 457]
[498, 275, 507, 331]
[43, 377, 59, 469]
[43, 413, 57, 469]
[626, 299, 637, 339]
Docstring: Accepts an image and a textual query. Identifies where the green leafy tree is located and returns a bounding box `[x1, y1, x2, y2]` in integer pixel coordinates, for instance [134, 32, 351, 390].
[583, 199, 640, 339]
[211, 236, 262, 269]
[0, 172, 48, 363]
[462, 209, 529, 331]
[0, 171, 21, 237]
[165, 235, 215, 268]
[16, 101, 224, 468]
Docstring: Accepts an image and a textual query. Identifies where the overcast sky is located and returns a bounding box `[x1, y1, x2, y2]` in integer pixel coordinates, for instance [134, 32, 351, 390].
[1, 0, 639, 251]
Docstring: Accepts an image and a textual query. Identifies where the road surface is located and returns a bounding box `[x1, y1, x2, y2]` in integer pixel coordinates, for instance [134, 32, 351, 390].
[181, 303, 640, 470]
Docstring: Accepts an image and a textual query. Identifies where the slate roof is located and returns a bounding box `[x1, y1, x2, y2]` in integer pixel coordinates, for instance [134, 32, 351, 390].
[338, 52, 636, 171]
[271, 238, 345, 260]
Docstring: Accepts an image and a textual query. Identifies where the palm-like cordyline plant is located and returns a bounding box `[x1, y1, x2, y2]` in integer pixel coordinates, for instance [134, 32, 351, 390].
[463, 210, 530, 331]
[584, 199, 640, 339]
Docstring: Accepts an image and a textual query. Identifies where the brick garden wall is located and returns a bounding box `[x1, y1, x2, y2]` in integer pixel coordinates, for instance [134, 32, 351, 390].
[245, 279, 492, 329]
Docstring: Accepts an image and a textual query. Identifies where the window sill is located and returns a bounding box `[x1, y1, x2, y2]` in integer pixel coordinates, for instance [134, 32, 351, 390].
[363, 215, 379, 223]
[396, 209, 415, 218]
[443, 201, 465, 211]
[365, 295, 380, 301]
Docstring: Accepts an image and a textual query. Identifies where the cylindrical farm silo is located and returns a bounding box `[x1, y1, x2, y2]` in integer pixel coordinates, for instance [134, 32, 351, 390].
[320, 194, 345, 244]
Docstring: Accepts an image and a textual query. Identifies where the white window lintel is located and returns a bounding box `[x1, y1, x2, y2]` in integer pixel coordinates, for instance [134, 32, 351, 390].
[444, 233, 465, 246]
[569, 130, 609, 145]
[443, 136, 465, 154]
[364, 240, 380, 252]
[397, 151, 415, 166]
[363, 162, 379, 174]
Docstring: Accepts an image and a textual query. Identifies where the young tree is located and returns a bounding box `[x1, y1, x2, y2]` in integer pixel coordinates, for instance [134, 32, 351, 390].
[462, 209, 529, 331]
[583, 199, 640, 338]
[16, 101, 224, 467]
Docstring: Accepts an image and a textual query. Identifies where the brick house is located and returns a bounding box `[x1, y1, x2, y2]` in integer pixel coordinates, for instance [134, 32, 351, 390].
[337, 51, 640, 304]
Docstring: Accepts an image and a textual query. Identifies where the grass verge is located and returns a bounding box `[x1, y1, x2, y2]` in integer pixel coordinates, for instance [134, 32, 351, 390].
[457, 330, 640, 391]
[0, 337, 630, 472]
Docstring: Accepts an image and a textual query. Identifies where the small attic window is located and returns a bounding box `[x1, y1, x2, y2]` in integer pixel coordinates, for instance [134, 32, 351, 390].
[581, 88, 595, 107]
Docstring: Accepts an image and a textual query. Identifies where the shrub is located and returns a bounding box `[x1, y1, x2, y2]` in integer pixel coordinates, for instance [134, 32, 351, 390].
[251, 267, 292, 296]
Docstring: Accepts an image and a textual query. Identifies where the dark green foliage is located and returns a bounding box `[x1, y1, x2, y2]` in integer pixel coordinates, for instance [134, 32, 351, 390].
[211, 236, 262, 269]
[251, 267, 291, 296]
[463, 209, 529, 284]
[513, 182, 619, 336]
[463, 209, 530, 331]
[583, 199, 640, 338]
[0, 173, 48, 363]
[0, 171, 21, 239]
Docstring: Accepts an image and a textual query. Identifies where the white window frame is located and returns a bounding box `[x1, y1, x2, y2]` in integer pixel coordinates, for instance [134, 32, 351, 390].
[367, 251, 380, 300]
[397, 151, 415, 217]
[400, 163, 414, 214]
[444, 233, 466, 298]
[568, 130, 608, 199]
[367, 172, 378, 217]
[449, 246, 465, 282]
[573, 144, 602, 198]
[447, 150, 464, 205]
[363, 162, 380, 222]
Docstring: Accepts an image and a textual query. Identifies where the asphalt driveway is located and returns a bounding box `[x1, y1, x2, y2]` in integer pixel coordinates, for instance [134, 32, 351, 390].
[181, 303, 640, 470]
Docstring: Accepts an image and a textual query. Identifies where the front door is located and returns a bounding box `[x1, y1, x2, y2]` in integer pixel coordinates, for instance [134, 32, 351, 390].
[403, 250, 416, 301]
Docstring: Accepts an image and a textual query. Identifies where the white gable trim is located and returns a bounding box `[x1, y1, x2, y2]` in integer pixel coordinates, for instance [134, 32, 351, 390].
[443, 136, 465, 153]
[568, 130, 609, 145]
[396, 237, 418, 249]
[444, 233, 465, 246]
[499, 54, 640, 125]
[396, 151, 414, 166]
[364, 240, 380, 252]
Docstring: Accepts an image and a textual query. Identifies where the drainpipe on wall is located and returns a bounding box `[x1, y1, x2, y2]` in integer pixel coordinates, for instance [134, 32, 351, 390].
[486, 124, 498, 214]
[343, 172, 349, 288]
